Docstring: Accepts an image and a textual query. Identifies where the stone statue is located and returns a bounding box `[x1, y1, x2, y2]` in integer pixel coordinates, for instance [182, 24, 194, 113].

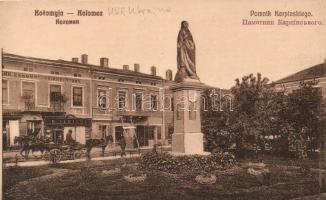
[175, 21, 199, 82]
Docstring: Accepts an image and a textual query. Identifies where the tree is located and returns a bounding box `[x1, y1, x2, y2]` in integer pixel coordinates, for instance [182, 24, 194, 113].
[229, 73, 274, 157]
[201, 88, 232, 153]
[285, 81, 324, 158]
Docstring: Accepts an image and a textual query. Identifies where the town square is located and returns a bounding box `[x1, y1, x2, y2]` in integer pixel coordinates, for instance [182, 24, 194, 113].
[1, 1, 326, 199]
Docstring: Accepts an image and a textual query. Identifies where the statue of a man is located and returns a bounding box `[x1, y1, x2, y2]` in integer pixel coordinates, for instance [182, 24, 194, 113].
[175, 21, 199, 82]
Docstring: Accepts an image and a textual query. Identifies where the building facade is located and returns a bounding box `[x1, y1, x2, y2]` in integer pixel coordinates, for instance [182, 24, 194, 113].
[2, 52, 175, 148]
[274, 59, 326, 96]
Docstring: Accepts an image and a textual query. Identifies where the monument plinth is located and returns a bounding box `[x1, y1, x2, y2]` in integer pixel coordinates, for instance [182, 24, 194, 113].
[171, 81, 206, 154]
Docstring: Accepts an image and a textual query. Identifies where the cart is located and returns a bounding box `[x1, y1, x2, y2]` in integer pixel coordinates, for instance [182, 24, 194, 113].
[43, 143, 86, 163]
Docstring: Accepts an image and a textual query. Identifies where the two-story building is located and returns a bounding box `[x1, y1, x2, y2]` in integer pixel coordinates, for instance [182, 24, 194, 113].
[2, 52, 174, 149]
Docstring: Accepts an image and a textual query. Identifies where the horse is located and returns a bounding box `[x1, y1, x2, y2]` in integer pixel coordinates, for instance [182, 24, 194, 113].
[14, 136, 31, 158]
[14, 136, 47, 159]
[85, 135, 113, 160]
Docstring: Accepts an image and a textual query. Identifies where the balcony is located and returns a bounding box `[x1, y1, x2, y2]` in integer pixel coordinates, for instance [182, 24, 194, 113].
[22, 94, 36, 111]
[49, 93, 67, 112]
[24, 101, 36, 111]
[50, 102, 65, 112]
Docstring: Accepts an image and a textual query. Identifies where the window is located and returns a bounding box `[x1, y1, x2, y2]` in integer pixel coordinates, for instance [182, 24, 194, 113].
[98, 89, 107, 109]
[150, 95, 158, 111]
[157, 126, 162, 140]
[118, 91, 127, 110]
[135, 93, 142, 111]
[22, 82, 35, 100]
[2, 80, 8, 104]
[151, 82, 156, 86]
[74, 73, 81, 77]
[22, 81, 35, 110]
[164, 96, 173, 111]
[136, 81, 142, 84]
[50, 85, 61, 102]
[118, 79, 125, 82]
[51, 71, 59, 75]
[99, 125, 107, 138]
[24, 67, 33, 72]
[27, 121, 41, 136]
[72, 87, 83, 106]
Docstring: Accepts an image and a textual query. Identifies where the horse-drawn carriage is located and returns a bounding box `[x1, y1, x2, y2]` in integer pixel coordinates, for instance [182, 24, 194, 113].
[14, 133, 114, 163]
[14, 136, 86, 162]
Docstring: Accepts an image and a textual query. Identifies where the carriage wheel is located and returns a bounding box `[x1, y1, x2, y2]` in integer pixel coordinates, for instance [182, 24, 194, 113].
[49, 149, 62, 163]
[43, 151, 50, 160]
[73, 150, 82, 160]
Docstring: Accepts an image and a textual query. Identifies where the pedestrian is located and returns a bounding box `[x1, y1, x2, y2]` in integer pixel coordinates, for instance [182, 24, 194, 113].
[119, 137, 126, 157]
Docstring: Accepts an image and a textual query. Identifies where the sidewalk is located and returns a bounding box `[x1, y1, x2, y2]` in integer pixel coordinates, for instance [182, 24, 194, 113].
[4, 153, 140, 167]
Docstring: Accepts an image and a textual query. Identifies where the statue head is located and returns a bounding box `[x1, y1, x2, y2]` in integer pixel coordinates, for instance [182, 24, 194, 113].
[181, 21, 189, 29]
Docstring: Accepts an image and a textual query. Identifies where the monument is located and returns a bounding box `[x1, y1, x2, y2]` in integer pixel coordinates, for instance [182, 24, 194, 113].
[171, 21, 206, 154]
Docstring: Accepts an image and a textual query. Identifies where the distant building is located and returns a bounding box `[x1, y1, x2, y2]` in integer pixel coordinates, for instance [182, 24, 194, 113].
[2, 52, 175, 148]
[274, 59, 326, 96]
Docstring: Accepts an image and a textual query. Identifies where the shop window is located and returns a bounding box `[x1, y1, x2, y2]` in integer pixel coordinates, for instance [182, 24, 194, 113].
[27, 120, 42, 138]
[148, 126, 155, 140]
[115, 126, 124, 142]
[157, 127, 162, 140]
[99, 125, 107, 138]
[72, 86, 83, 106]
[2, 80, 8, 104]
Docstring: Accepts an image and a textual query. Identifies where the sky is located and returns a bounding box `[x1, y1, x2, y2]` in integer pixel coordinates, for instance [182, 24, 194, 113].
[0, 0, 326, 88]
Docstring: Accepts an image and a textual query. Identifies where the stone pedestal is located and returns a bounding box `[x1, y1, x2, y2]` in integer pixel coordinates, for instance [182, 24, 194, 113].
[171, 80, 206, 154]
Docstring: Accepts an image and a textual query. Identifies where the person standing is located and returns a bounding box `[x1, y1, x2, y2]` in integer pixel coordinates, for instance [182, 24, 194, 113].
[119, 137, 126, 157]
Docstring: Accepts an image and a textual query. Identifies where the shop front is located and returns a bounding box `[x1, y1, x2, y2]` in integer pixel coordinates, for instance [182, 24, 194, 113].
[2, 111, 22, 149]
[43, 115, 92, 144]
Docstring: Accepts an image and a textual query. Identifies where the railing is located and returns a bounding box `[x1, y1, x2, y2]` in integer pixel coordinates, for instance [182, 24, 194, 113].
[24, 101, 35, 111]
[50, 101, 65, 112]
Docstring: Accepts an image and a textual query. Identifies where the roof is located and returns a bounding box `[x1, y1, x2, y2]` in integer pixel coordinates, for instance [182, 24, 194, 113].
[275, 62, 326, 84]
[2, 52, 164, 80]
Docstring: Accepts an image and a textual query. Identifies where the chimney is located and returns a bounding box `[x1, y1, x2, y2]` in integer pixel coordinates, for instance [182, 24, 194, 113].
[123, 65, 129, 71]
[150, 66, 156, 76]
[72, 57, 79, 63]
[100, 57, 109, 67]
[134, 63, 140, 72]
[81, 54, 88, 64]
[166, 69, 173, 80]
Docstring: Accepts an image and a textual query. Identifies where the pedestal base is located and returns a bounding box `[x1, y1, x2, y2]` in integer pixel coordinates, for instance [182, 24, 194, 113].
[172, 132, 204, 154]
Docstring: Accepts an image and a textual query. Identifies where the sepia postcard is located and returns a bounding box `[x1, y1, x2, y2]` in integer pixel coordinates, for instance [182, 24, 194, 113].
[1, 0, 326, 199]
